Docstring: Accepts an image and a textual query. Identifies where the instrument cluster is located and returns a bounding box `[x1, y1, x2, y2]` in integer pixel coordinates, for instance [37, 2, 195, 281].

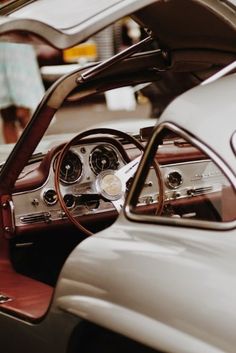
[57, 144, 121, 186]
[13, 142, 126, 228]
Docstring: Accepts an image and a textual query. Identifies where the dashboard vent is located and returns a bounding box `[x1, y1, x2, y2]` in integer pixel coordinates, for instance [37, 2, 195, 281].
[20, 212, 51, 224]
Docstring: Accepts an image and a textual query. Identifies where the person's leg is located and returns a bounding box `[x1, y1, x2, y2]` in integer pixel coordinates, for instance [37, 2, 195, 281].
[16, 107, 31, 129]
[0, 106, 18, 143]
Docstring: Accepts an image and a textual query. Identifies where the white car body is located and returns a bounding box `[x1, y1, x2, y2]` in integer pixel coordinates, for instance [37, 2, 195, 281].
[54, 75, 236, 353]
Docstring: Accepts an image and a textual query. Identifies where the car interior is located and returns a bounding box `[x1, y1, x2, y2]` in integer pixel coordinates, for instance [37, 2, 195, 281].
[0, 0, 236, 324]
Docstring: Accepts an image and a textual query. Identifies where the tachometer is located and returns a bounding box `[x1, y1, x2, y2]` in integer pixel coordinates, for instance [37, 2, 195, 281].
[59, 150, 82, 184]
[89, 145, 119, 175]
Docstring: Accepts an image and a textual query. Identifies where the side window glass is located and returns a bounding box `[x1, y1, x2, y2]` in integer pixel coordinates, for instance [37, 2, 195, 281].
[132, 130, 235, 224]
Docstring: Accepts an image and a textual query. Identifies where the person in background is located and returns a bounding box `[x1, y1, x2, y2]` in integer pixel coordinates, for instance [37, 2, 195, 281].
[0, 42, 45, 143]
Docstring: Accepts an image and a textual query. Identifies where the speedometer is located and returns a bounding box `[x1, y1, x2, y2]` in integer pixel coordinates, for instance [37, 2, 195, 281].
[89, 145, 119, 175]
[60, 150, 82, 184]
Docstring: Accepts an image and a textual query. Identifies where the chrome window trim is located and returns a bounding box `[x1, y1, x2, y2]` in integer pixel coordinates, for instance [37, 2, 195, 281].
[125, 122, 236, 231]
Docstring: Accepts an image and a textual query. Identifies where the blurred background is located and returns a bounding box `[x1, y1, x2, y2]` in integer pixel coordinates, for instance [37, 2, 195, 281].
[0, 17, 154, 145]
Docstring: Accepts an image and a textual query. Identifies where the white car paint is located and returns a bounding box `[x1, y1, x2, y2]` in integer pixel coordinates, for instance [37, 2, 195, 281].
[54, 75, 236, 353]
[55, 215, 236, 353]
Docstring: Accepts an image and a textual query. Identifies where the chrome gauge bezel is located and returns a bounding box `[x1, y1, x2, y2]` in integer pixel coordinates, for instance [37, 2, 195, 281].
[43, 188, 58, 206]
[89, 144, 119, 175]
[55, 150, 83, 185]
[165, 170, 183, 189]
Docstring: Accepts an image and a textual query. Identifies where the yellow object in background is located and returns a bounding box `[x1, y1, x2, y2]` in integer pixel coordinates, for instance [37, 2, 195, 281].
[63, 41, 97, 63]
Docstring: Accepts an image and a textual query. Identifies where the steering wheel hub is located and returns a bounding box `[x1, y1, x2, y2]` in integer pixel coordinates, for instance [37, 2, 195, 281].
[96, 170, 123, 201]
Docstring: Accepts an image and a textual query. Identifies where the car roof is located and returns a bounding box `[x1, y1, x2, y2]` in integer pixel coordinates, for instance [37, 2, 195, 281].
[0, 0, 236, 50]
[0, 0, 162, 48]
[160, 73, 236, 175]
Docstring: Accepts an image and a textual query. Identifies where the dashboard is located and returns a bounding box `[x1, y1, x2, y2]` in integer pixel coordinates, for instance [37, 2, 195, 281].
[13, 140, 128, 230]
[11, 134, 227, 235]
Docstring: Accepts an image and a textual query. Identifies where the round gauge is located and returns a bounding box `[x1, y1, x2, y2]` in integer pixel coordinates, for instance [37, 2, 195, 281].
[43, 189, 58, 205]
[89, 145, 119, 175]
[166, 171, 183, 189]
[60, 150, 82, 184]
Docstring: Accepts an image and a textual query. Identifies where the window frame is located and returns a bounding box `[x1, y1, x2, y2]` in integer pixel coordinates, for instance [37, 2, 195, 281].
[125, 122, 236, 231]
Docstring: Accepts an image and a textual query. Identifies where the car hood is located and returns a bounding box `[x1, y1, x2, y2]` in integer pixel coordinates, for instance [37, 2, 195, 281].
[0, 0, 236, 51]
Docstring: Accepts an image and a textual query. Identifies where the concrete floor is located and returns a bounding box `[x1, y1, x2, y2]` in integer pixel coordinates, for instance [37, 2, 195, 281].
[0, 99, 152, 145]
[45, 100, 152, 136]
[0, 99, 155, 164]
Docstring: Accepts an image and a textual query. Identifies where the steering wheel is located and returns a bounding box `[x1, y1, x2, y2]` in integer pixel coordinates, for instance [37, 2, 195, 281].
[54, 128, 164, 236]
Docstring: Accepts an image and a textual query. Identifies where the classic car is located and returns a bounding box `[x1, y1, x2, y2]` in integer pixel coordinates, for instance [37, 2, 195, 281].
[0, 1, 236, 353]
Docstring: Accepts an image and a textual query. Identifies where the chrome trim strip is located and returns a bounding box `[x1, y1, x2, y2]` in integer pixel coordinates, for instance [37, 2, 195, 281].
[20, 212, 51, 224]
[125, 204, 236, 230]
[8, 199, 15, 234]
[0, 294, 13, 304]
